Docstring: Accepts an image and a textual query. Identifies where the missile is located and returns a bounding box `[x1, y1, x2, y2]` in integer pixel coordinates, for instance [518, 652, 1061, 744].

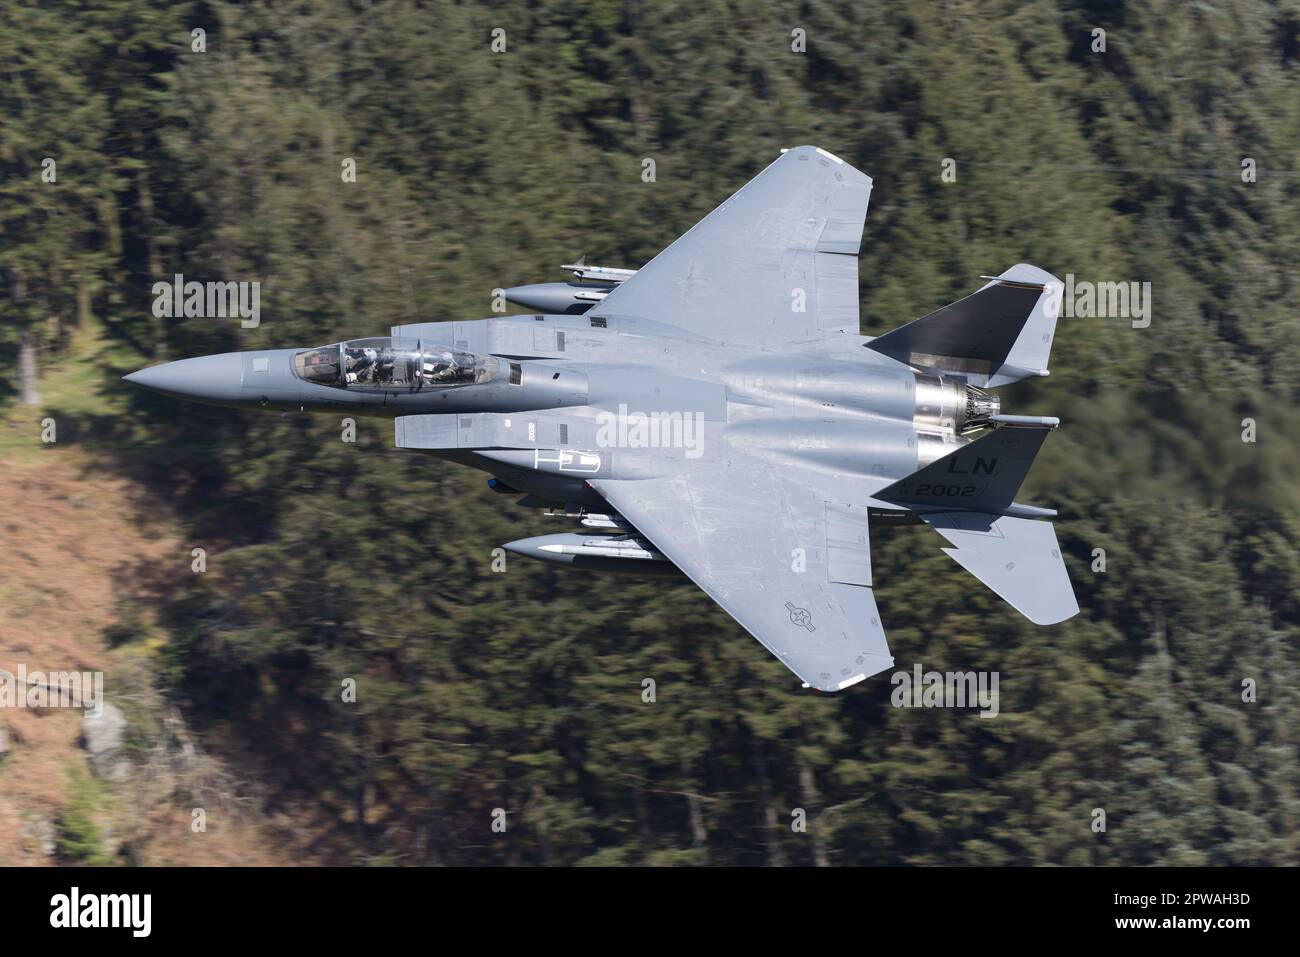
[560, 262, 637, 283]
[539, 509, 631, 529]
[577, 512, 633, 530]
[503, 532, 677, 574]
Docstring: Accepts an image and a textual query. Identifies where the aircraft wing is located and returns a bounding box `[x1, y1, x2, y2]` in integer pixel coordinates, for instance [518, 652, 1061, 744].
[589, 461, 893, 692]
[590, 145, 873, 348]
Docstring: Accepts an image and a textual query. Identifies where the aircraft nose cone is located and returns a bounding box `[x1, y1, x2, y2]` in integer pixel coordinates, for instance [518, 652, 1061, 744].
[123, 353, 245, 405]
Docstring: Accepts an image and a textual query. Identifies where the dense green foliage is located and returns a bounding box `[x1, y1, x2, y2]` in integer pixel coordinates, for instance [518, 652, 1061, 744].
[55, 765, 115, 866]
[3, 0, 1298, 864]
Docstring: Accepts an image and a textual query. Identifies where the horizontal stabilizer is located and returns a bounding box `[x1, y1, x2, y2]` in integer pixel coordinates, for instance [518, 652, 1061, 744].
[866, 263, 1062, 387]
[877, 422, 1057, 513]
[920, 512, 1079, 625]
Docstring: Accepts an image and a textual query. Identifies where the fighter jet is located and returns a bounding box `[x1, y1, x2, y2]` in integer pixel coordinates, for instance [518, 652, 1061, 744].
[126, 146, 1078, 692]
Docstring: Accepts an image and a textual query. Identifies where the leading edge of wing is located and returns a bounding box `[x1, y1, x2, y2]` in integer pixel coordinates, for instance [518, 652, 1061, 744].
[589, 468, 893, 692]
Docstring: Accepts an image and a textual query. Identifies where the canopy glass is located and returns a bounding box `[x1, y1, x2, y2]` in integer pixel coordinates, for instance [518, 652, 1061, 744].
[294, 338, 499, 392]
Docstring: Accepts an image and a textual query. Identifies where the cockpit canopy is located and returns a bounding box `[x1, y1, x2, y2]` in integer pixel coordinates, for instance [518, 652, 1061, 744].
[293, 338, 499, 392]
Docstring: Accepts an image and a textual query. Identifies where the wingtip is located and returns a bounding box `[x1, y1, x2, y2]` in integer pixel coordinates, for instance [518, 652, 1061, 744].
[1027, 601, 1081, 626]
[781, 145, 845, 164]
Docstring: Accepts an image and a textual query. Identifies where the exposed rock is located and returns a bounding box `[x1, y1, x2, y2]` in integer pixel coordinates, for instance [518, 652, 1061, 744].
[82, 703, 129, 780]
[20, 817, 56, 859]
[38, 817, 55, 857]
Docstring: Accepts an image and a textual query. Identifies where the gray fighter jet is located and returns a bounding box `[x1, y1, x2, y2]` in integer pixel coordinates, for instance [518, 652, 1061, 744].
[126, 146, 1078, 692]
